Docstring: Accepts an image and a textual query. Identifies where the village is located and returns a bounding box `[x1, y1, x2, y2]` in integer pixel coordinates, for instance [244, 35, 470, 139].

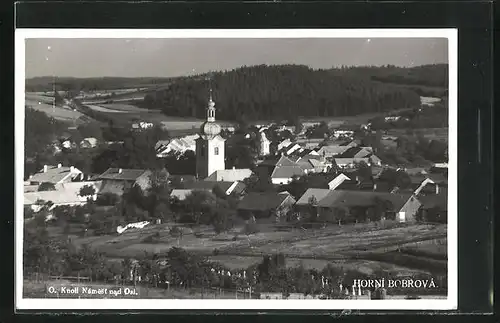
[23, 87, 448, 300]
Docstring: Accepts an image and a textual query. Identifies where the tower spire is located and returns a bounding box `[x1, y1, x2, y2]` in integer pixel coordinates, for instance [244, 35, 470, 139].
[206, 73, 215, 122]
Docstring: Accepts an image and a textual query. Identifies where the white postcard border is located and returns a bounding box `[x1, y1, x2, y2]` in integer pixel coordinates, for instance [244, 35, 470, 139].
[15, 28, 458, 311]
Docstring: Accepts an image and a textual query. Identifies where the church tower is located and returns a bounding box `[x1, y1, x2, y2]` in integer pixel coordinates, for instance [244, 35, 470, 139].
[195, 88, 226, 179]
[259, 130, 270, 156]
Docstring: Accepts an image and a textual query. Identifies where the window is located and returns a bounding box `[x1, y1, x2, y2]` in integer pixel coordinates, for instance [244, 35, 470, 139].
[214, 147, 219, 155]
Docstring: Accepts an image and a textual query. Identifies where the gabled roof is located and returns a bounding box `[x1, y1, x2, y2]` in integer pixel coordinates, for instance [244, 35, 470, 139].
[183, 180, 244, 195]
[327, 173, 351, 190]
[275, 155, 298, 167]
[316, 145, 350, 157]
[238, 191, 294, 211]
[205, 168, 253, 182]
[24, 181, 102, 206]
[29, 165, 82, 184]
[97, 168, 150, 181]
[334, 158, 370, 165]
[317, 190, 414, 210]
[296, 188, 332, 205]
[170, 189, 195, 201]
[271, 166, 304, 179]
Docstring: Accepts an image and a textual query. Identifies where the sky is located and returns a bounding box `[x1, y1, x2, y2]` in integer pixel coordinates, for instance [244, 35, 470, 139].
[25, 38, 448, 79]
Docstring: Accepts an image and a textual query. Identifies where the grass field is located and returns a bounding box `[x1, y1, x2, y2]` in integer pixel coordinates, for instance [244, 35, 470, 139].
[26, 99, 87, 123]
[59, 221, 447, 276]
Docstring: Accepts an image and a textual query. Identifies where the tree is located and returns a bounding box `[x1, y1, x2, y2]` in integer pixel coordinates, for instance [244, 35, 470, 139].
[95, 192, 120, 206]
[79, 185, 96, 200]
[371, 197, 394, 221]
[38, 182, 56, 192]
[355, 161, 373, 183]
[182, 190, 217, 224]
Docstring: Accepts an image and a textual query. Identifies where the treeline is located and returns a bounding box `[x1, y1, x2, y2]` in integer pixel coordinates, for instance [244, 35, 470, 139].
[333, 64, 448, 88]
[138, 64, 422, 121]
[26, 76, 175, 93]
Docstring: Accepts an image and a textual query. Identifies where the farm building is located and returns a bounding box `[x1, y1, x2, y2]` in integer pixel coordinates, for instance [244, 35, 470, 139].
[169, 180, 246, 200]
[270, 156, 305, 185]
[338, 147, 373, 159]
[27, 164, 84, 186]
[295, 189, 421, 224]
[96, 167, 168, 196]
[80, 137, 98, 149]
[24, 180, 103, 212]
[237, 191, 296, 222]
[327, 173, 351, 190]
[204, 168, 253, 182]
[334, 158, 371, 169]
[315, 145, 350, 158]
[417, 188, 448, 223]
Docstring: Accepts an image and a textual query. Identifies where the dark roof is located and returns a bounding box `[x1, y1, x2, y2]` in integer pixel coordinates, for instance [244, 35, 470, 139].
[338, 147, 363, 158]
[185, 181, 233, 193]
[98, 168, 149, 181]
[238, 192, 293, 211]
[168, 175, 197, 187]
[318, 190, 414, 211]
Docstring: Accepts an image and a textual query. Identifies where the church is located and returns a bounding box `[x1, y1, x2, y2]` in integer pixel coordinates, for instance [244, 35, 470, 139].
[195, 89, 226, 179]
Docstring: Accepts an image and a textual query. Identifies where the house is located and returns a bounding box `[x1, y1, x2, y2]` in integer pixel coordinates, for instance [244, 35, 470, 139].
[277, 139, 292, 151]
[24, 180, 103, 212]
[339, 147, 373, 159]
[315, 145, 350, 158]
[27, 164, 84, 185]
[204, 168, 253, 182]
[170, 180, 246, 200]
[410, 173, 447, 195]
[156, 135, 197, 157]
[278, 143, 302, 156]
[96, 168, 159, 196]
[334, 158, 371, 169]
[270, 156, 305, 185]
[417, 189, 448, 223]
[327, 173, 351, 190]
[80, 137, 98, 149]
[296, 189, 421, 223]
[237, 191, 296, 222]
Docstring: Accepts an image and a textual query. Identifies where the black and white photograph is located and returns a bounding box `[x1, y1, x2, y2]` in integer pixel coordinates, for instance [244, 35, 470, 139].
[15, 29, 457, 310]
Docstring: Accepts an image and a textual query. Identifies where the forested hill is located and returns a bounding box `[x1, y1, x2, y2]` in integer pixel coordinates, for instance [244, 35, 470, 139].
[138, 64, 444, 121]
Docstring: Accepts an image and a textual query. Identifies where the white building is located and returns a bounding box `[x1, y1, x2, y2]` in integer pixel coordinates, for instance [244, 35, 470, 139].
[259, 131, 271, 156]
[195, 91, 226, 179]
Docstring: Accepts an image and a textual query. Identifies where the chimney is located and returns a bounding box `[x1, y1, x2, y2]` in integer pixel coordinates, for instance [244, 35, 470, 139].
[43, 165, 48, 173]
[57, 163, 62, 168]
[435, 184, 439, 195]
[233, 166, 236, 170]
[118, 168, 123, 174]
[373, 183, 377, 191]
[70, 166, 74, 173]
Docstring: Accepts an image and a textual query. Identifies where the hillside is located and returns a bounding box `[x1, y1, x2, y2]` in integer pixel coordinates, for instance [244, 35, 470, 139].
[26, 64, 448, 123]
[137, 64, 445, 121]
[25, 76, 176, 93]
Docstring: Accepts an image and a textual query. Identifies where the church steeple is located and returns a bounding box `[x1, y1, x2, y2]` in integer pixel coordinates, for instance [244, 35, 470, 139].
[207, 87, 215, 122]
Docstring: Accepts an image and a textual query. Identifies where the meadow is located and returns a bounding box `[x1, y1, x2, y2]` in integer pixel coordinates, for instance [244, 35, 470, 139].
[58, 221, 447, 277]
